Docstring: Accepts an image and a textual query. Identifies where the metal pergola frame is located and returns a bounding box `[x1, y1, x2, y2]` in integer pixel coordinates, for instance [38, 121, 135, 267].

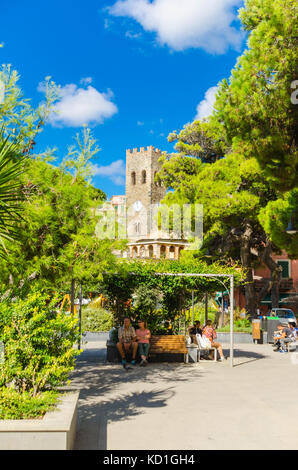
[78, 271, 235, 367]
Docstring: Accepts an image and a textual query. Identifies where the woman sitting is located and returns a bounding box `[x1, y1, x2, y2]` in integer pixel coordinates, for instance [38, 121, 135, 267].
[136, 319, 151, 366]
[202, 320, 226, 362]
[188, 321, 202, 345]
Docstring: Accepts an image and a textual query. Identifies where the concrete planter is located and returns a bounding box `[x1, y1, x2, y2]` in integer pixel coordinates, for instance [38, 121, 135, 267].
[216, 332, 253, 344]
[107, 340, 121, 363]
[0, 391, 79, 450]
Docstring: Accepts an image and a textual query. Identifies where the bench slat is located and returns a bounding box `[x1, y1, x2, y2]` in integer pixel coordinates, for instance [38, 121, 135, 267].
[149, 335, 187, 355]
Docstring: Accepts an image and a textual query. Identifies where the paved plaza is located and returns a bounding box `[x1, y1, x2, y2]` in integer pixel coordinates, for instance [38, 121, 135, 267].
[69, 338, 298, 450]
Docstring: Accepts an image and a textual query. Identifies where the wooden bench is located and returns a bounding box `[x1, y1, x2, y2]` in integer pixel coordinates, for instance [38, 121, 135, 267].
[149, 335, 188, 362]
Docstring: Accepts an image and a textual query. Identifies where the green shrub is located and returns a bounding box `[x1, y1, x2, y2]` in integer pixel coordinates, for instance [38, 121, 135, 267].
[0, 290, 80, 397]
[217, 317, 252, 333]
[82, 306, 113, 332]
[0, 387, 59, 419]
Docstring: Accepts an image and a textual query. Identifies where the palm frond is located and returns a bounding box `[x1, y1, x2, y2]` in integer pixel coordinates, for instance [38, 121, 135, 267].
[0, 128, 26, 257]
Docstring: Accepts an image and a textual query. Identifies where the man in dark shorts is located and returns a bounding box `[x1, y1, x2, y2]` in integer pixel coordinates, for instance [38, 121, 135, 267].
[273, 323, 295, 352]
[117, 317, 138, 365]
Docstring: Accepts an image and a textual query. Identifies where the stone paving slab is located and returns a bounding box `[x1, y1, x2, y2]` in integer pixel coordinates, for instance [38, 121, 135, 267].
[70, 341, 298, 450]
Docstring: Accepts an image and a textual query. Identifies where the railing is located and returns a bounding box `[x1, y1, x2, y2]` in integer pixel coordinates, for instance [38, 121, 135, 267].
[254, 278, 294, 291]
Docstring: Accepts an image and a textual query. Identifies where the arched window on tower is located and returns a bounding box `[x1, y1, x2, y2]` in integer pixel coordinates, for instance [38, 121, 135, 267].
[142, 170, 146, 184]
[135, 222, 141, 234]
[131, 171, 136, 185]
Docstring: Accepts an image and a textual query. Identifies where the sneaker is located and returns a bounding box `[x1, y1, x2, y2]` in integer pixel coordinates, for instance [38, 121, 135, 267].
[139, 359, 145, 367]
[218, 357, 225, 362]
[121, 359, 126, 365]
[279, 349, 287, 353]
[131, 360, 136, 365]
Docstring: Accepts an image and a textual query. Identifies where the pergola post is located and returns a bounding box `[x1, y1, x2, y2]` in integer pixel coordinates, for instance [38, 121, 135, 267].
[192, 290, 194, 325]
[230, 275, 234, 368]
[78, 283, 82, 350]
[204, 292, 208, 324]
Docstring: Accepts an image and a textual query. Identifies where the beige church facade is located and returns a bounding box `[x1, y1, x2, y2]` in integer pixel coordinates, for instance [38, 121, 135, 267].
[111, 146, 189, 259]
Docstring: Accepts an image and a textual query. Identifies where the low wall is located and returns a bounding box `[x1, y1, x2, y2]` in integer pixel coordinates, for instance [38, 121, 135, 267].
[0, 392, 79, 450]
[216, 332, 253, 344]
[82, 331, 109, 342]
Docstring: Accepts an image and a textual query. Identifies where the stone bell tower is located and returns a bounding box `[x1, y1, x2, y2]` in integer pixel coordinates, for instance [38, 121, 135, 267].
[125, 146, 166, 210]
[125, 146, 166, 240]
[124, 146, 188, 259]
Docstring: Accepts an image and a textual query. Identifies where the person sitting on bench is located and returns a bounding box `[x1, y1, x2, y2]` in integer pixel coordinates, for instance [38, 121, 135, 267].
[273, 323, 296, 352]
[288, 321, 297, 339]
[188, 321, 202, 345]
[202, 320, 226, 362]
[117, 317, 138, 366]
[136, 319, 151, 366]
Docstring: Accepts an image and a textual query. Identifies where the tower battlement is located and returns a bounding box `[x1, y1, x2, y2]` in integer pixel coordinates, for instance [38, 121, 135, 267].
[126, 146, 161, 156]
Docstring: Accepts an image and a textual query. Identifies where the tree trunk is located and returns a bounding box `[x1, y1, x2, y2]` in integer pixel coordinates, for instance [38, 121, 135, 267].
[240, 223, 256, 318]
[259, 241, 282, 310]
[243, 267, 257, 318]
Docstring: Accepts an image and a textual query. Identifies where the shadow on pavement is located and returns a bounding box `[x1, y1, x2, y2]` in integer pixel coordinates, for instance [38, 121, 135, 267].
[70, 349, 203, 450]
[74, 388, 174, 450]
[70, 342, 269, 449]
[221, 346, 268, 367]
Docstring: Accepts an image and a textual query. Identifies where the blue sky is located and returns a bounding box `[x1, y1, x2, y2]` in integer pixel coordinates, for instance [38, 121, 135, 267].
[1, 0, 246, 198]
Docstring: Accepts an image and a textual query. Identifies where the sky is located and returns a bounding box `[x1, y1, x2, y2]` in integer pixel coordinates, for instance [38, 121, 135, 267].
[0, 0, 246, 198]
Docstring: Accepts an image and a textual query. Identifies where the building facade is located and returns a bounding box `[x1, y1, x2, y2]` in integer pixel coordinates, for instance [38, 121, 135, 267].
[233, 251, 298, 314]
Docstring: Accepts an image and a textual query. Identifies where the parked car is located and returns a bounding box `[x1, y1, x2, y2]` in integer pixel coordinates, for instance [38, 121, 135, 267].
[269, 308, 296, 325]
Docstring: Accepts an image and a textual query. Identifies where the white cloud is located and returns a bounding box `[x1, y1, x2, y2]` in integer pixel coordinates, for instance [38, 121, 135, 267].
[39, 82, 118, 127]
[93, 159, 126, 185]
[80, 77, 93, 85]
[137, 120, 144, 126]
[195, 86, 218, 120]
[104, 18, 113, 29]
[125, 30, 142, 39]
[108, 0, 243, 53]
